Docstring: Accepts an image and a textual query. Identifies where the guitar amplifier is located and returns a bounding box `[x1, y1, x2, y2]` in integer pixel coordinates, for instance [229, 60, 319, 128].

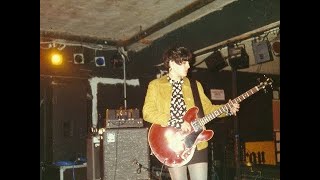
[105, 109, 143, 128]
[106, 118, 144, 128]
[102, 128, 150, 180]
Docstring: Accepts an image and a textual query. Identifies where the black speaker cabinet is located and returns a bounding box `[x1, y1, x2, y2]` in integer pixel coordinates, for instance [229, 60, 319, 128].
[43, 79, 88, 163]
[102, 128, 150, 180]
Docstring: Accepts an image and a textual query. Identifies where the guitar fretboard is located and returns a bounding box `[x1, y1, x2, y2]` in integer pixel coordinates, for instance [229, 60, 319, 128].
[198, 86, 260, 126]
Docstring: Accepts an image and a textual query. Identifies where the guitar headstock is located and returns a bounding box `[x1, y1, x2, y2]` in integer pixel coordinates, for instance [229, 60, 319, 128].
[257, 75, 273, 92]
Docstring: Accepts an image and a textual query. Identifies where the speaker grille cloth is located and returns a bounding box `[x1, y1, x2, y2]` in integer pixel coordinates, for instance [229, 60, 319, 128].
[102, 128, 150, 180]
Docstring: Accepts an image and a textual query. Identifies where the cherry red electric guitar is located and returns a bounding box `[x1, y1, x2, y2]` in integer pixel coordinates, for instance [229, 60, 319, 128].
[148, 77, 273, 167]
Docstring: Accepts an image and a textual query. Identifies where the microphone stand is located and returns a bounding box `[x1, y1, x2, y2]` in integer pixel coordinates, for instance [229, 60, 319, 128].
[210, 142, 220, 180]
[231, 68, 241, 180]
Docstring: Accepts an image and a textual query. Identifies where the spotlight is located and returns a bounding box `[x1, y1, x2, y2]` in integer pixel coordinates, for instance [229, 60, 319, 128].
[271, 32, 280, 57]
[50, 52, 63, 66]
[204, 50, 228, 72]
[73, 53, 84, 64]
[252, 40, 273, 64]
[95, 56, 106, 67]
[110, 53, 123, 68]
[227, 45, 249, 70]
[272, 41, 280, 56]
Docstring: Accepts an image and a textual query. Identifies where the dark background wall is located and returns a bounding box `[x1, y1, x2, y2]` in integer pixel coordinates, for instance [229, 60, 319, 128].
[40, 62, 279, 150]
[40, 66, 279, 180]
[92, 69, 279, 174]
[94, 69, 277, 140]
[190, 70, 279, 142]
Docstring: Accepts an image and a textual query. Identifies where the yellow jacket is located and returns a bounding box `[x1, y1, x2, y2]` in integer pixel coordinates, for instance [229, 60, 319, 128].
[143, 75, 229, 150]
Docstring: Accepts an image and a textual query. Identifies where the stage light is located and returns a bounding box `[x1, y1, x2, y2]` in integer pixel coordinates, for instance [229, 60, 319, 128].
[73, 53, 84, 64]
[252, 40, 273, 64]
[95, 56, 105, 67]
[272, 41, 280, 55]
[271, 32, 280, 57]
[110, 53, 123, 68]
[204, 50, 228, 72]
[50, 52, 63, 66]
[227, 45, 249, 70]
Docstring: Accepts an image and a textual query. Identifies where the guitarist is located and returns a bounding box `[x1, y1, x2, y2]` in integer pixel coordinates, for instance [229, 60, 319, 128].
[142, 46, 240, 180]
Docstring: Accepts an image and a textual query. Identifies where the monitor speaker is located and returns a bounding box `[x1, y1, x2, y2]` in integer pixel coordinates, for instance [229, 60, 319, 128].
[102, 128, 150, 180]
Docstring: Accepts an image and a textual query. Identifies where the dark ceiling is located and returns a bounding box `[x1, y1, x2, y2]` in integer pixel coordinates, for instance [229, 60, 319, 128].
[40, 0, 280, 78]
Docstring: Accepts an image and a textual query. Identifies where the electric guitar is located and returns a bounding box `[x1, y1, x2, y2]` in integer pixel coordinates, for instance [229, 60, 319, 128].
[148, 77, 273, 167]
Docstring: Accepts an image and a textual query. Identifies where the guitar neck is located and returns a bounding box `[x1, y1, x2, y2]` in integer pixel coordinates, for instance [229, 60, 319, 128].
[198, 86, 261, 126]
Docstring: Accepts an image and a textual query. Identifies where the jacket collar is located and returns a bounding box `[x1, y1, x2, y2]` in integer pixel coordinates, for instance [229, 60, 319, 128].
[158, 75, 191, 86]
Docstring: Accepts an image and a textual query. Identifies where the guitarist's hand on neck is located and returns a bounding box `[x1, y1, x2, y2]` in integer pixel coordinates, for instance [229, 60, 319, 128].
[228, 99, 240, 116]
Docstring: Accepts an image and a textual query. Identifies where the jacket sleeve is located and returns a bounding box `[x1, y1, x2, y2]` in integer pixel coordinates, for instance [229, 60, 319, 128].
[196, 81, 229, 118]
[142, 80, 170, 126]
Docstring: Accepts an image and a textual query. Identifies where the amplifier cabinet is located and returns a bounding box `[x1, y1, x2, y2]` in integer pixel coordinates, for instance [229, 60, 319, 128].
[105, 109, 143, 128]
[106, 118, 144, 129]
[102, 128, 150, 180]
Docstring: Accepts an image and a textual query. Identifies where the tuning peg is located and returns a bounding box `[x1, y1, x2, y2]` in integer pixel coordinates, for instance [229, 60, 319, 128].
[257, 77, 261, 83]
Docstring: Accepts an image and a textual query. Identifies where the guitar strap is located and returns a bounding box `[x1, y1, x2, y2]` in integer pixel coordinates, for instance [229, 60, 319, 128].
[190, 78, 205, 118]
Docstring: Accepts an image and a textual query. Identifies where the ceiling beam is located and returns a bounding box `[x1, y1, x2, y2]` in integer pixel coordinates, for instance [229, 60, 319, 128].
[193, 21, 280, 56]
[40, 30, 120, 47]
[121, 0, 216, 47]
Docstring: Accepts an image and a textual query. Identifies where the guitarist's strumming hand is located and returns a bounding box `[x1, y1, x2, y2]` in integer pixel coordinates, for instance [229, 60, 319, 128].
[228, 99, 240, 116]
[180, 121, 191, 132]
